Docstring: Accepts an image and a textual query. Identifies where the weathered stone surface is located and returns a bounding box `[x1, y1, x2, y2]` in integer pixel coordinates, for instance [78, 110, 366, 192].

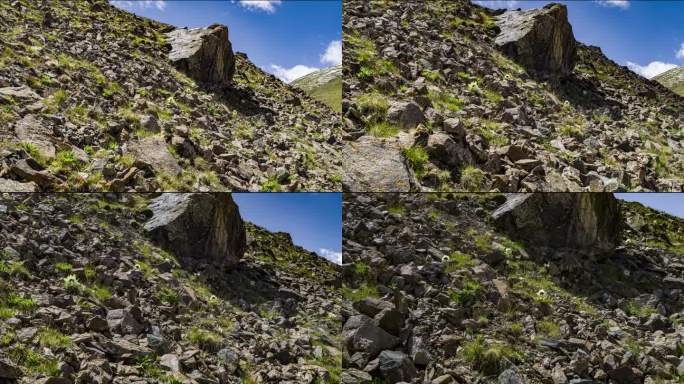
[166, 24, 235, 85]
[341, 369, 373, 384]
[0, 85, 40, 102]
[0, 359, 21, 379]
[342, 314, 399, 358]
[495, 3, 576, 79]
[126, 136, 181, 177]
[0, 178, 38, 192]
[14, 114, 57, 160]
[387, 101, 425, 130]
[11, 158, 61, 188]
[343, 137, 411, 192]
[492, 193, 619, 254]
[377, 350, 417, 382]
[144, 193, 246, 269]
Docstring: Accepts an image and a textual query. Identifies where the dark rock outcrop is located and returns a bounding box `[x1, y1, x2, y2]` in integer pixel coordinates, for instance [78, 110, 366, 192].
[495, 3, 577, 79]
[166, 24, 235, 85]
[492, 193, 619, 254]
[144, 193, 246, 269]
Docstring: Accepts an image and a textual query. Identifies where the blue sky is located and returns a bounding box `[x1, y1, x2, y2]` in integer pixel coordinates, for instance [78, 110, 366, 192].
[475, 0, 684, 79]
[233, 193, 342, 264]
[110, 1, 341, 83]
[616, 193, 684, 219]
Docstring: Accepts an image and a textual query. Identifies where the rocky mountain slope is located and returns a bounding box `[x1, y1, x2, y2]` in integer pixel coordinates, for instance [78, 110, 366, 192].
[655, 67, 684, 97]
[0, 193, 341, 383]
[292, 66, 342, 113]
[0, 0, 342, 192]
[343, 0, 684, 192]
[342, 193, 684, 383]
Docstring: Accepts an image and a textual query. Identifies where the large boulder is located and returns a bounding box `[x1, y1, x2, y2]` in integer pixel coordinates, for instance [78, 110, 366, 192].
[343, 137, 411, 192]
[144, 193, 246, 269]
[495, 3, 577, 79]
[342, 314, 399, 358]
[166, 24, 235, 85]
[492, 193, 619, 254]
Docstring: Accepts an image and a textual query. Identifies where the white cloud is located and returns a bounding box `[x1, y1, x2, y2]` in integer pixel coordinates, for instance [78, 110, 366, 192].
[238, 0, 282, 14]
[319, 248, 342, 264]
[473, 0, 519, 9]
[110, 0, 166, 11]
[626, 61, 678, 79]
[676, 43, 684, 60]
[321, 40, 342, 66]
[596, 0, 630, 9]
[270, 64, 319, 83]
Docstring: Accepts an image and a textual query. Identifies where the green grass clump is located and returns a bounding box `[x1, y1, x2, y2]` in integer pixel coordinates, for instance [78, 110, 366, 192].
[186, 327, 221, 350]
[536, 320, 561, 338]
[88, 285, 112, 303]
[467, 228, 494, 254]
[9, 346, 60, 376]
[5, 293, 37, 312]
[63, 274, 85, 294]
[477, 119, 508, 146]
[346, 31, 398, 79]
[448, 278, 482, 306]
[54, 262, 72, 273]
[261, 177, 283, 192]
[460, 166, 487, 191]
[49, 150, 81, 174]
[19, 142, 47, 165]
[368, 121, 400, 137]
[461, 336, 522, 375]
[445, 251, 475, 273]
[134, 260, 156, 278]
[354, 92, 389, 120]
[37, 327, 72, 349]
[429, 90, 463, 112]
[387, 202, 405, 216]
[403, 146, 429, 176]
[155, 286, 179, 306]
[342, 282, 378, 302]
[625, 300, 657, 317]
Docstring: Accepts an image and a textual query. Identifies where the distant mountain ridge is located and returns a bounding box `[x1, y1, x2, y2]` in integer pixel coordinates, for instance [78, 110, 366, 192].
[292, 65, 342, 112]
[654, 66, 684, 96]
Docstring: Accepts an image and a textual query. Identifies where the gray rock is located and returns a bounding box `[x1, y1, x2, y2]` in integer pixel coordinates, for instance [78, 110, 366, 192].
[443, 118, 465, 141]
[495, 3, 576, 79]
[0, 85, 40, 101]
[0, 178, 38, 192]
[387, 101, 425, 130]
[140, 115, 160, 132]
[352, 298, 394, 318]
[377, 350, 417, 382]
[144, 193, 246, 270]
[343, 137, 411, 192]
[14, 114, 57, 160]
[106, 306, 145, 335]
[492, 193, 619, 255]
[217, 348, 239, 374]
[160, 353, 180, 373]
[342, 315, 399, 358]
[127, 136, 181, 177]
[341, 369, 373, 384]
[427, 133, 473, 167]
[11, 159, 61, 188]
[0, 359, 21, 379]
[166, 24, 235, 85]
[498, 368, 524, 384]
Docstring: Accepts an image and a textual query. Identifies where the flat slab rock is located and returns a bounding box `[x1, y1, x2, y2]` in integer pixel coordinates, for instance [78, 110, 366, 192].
[343, 136, 411, 192]
[126, 136, 181, 176]
[0, 178, 38, 192]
